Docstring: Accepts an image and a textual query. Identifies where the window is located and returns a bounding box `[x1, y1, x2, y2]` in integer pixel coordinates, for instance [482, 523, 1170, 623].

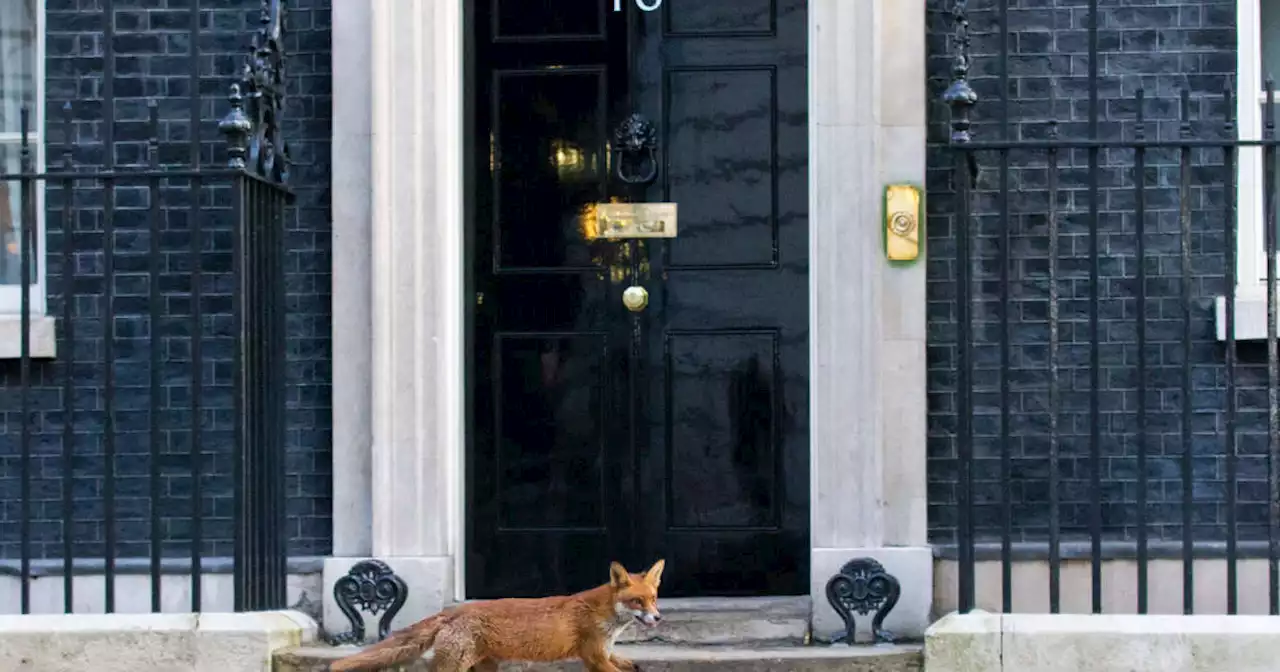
[0, 0, 43, 316]
[1223, 0, 1280, 339]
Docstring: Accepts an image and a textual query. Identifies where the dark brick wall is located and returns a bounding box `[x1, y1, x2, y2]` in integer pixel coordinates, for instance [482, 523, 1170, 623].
[0, 0, 332, 562]
[925, 0, 1259, 547]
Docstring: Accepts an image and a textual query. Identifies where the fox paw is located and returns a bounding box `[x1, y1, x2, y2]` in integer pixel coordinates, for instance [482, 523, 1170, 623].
[610, 655, 636, 672]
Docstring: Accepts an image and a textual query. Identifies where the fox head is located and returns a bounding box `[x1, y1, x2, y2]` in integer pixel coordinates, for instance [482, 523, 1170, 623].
[608, 559, 665, 627]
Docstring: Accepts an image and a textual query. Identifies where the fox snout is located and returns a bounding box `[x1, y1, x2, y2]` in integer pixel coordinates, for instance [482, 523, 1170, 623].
[616, 599, 662, 627]
[620, 602, 661, 627]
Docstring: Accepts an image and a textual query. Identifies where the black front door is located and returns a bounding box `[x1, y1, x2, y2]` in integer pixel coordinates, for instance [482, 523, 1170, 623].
[467, 0, 809, 599]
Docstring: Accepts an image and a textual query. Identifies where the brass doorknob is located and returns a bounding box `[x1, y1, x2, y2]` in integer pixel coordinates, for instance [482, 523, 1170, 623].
[622, 285, 649, 312]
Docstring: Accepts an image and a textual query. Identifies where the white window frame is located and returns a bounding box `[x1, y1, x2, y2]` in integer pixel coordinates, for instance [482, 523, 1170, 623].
[1220, 0, 1280, 340]
[1238, 0, 1268, 297]
[0, 1, 47, 315]
[0, 0, 54, 358]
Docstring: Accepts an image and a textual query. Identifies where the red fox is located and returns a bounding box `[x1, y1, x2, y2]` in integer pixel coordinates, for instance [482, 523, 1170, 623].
[328, 559, 666, 672]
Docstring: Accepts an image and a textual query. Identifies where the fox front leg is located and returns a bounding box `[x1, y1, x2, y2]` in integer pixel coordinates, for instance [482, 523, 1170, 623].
[609, 653, 637, 672]
[580, 648, 626, 672]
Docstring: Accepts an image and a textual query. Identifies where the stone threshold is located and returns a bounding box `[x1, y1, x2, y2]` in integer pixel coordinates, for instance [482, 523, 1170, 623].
[618, 596, 810, 646]
[275, 643, 924, 672]
[388, 596, 813, 647]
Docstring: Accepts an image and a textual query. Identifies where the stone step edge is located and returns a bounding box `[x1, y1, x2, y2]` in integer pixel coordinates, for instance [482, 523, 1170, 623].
[318, 597, 813, 646]
[277, 643, 923, 663]
[614, 596, 810, 644]
[275, 645, 925, 672]
[647, 596, 810, 614]
[429, 596, 810, 616]
[430, 596, 803, 611]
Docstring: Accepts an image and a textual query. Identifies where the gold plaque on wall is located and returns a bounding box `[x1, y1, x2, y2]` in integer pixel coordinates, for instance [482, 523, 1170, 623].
[884, 184, 923, 262]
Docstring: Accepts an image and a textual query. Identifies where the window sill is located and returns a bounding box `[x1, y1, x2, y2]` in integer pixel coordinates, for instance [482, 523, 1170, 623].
[1214, 291, 1280, 341]
[0, 315, 57, 359]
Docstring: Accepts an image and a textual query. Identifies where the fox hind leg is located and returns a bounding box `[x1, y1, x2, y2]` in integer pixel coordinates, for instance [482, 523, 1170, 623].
[430, 651, 476, 672]
[468, 661, 498, 672]
[429, 641, 481, 672]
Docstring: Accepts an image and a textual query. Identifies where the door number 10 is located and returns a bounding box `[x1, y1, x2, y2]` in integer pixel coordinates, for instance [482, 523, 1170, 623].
[614, 0, 662, 11]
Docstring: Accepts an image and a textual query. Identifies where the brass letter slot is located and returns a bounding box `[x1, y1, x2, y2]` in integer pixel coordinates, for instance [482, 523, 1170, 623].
[597, 202, 679, 239]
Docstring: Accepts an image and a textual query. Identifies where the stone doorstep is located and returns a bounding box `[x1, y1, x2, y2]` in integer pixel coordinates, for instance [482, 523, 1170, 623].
[616, 596, 811, 645]
[0, 610, 317, 672]
[274, 643, 924, 672]
[925, 612, 1280, 672]
[325, 597, 813, 647]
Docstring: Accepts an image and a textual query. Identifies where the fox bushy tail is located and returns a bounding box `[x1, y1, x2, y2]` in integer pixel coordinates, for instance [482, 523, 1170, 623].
[328, 613, 449, 672]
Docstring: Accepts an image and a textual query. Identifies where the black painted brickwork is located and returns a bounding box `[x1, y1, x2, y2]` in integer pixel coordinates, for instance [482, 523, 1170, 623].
[925, 0, 1262, 546]
[0, 0, 333, 562]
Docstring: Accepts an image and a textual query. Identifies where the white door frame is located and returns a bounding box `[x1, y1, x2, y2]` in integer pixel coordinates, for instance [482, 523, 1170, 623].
[327, 0, 932, 639]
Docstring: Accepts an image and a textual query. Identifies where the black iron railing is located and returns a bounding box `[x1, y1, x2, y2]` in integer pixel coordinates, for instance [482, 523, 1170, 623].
[943, 0, 1280, 615]
[0, 0, 290, 613]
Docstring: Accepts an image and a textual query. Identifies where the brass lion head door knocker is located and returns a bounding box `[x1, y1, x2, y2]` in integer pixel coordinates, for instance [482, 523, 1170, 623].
[611, 113, 659, 185]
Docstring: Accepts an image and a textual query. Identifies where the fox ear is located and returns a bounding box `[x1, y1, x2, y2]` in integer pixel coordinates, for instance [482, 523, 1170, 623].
[609, 561, 631, 588]
[644, 559, 665, 587]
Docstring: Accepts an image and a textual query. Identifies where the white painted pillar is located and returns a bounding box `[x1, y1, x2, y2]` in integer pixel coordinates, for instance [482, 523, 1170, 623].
[808, 0, 932, 641]
[330, 0, 373, 562]
[328, 0, 930, 642]
[325, 0, 466, 636]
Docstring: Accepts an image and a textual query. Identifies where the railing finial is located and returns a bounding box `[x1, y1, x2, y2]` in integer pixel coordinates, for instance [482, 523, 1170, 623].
[941, 0, 978, 145]
[219, 0, 289, 183]
[219, 83, 251, 169]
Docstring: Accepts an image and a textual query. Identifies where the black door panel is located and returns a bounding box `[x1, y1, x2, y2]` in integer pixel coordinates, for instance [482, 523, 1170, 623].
[629, 0, 809, 597]
[468, 0, 808, 599]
